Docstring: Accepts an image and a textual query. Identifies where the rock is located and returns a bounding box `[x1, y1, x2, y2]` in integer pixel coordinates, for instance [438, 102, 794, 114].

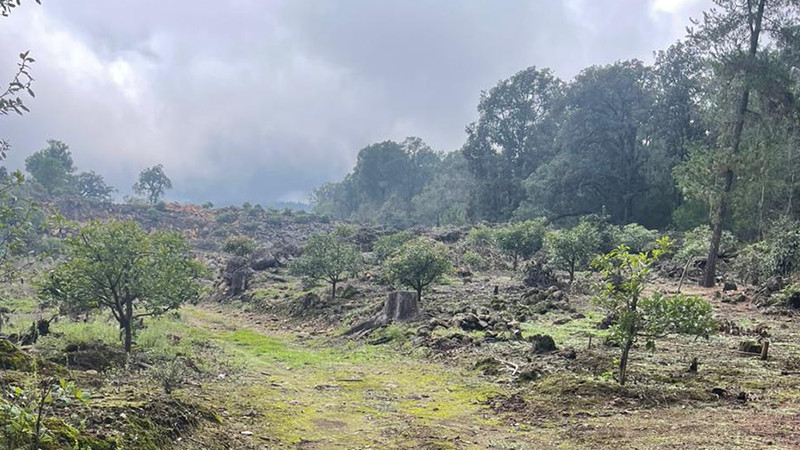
[416, 327, 431, 337]
[596, 313, 616, 330]
[711, 387, 727, 398]
[558, 348, 577, 359]
[550, 290, 565, 301]
[0, 339, 34, 371]
[552, 317, 571, 325]
[723, 281, 737, 292]
[529, 334, 557, 354]
[522, 260, 559, 288]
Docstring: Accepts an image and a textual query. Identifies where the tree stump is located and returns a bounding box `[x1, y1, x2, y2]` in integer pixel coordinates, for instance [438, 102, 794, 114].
[345, 291, 420, 337]
[383, 291, 419, 322]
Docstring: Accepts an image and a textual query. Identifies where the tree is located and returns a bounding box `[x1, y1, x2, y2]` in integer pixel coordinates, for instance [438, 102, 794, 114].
[373, 231, 416, 262]
[38, 220, 204, 352]
[76, 171, 115, 201]
[493, 219, 546, 270]
[384, 237, 452, 302]
[463, 67, 564, 222]
[133, 164, 172, 204]
[544, 222, 601, 283]
[24, 140, 77, 196]
[689, 0, 800, 286]
[289, 232, 361, 300]
[222, 235, 257, 257]
[592, 238, 715, 385]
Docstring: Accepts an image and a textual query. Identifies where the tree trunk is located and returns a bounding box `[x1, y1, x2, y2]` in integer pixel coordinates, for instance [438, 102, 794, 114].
[415, 286, 423, 303]
[702, 0, 766, 287]
[331, 279, 337, 301]
[619, 338, 634, 385]
[123, 298, 133, 353]
[513, 254, 518, 271]
[569, 261, 575, 284]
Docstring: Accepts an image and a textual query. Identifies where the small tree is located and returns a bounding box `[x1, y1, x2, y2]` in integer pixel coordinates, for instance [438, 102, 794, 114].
[133, 164, 172, 204]
[76, 171, 116, 201]
[592, 237, 716, 385]
[222, 235, 257, 257]
[544, 221, 601, 283]
[373, 230, 415, 262]
[494, 219, 546, 270]
[289, 233, 361, 300]
[38, 220, 204, 352]
[24, 139, 76, 196]
[384, 237, 451, 302]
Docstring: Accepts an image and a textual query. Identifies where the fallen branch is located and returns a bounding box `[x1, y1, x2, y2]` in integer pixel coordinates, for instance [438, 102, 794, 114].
[497, 359, 518, 376]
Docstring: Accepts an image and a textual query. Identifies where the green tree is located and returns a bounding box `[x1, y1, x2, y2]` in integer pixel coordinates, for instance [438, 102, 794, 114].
[373, 231, 416, 262]
[688, 0, 800, 287]
[222, 235, 257, 257]
[493, 219, 546, 270]
[133, 164, 172, 204]
[592, 238, 715, 385]
[463, 67, 564, 222]
[24, 140, 77, 195]
[76, 170, 115, 201]
[38, 220, 204, 352]
[289, 233, 361, 300]
[384, 237, 452, 301]
[544, 222, 601, 283]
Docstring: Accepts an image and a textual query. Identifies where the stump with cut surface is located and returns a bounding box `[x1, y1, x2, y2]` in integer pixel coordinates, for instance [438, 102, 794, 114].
[345, 291, 420, 337]
[383, 291, 419, 322]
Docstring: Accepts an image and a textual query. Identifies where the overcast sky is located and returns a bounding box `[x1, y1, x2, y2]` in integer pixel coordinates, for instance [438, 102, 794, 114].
[0, 0, 709, 206]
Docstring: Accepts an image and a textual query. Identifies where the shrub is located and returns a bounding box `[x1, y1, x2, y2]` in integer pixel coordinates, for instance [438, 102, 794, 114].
[611, 223, 659, 253]
[734, 241, 773, 285]
[466, 226, 495, 249]
[384, 237, 452, 301]
[463, 251, 488, 271]
[592, 237, 716, 385]
[373, 231, 415, 262]
[222, 235, 257, 257]
[675, 225, 737, 262]
[493, 219, 546, 270]
[544, 222, 601, 283]
[215, 211, 237, 224]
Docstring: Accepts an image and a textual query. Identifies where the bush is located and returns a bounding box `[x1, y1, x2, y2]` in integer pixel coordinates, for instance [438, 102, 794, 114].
[734, 241, 773, 285]
[611, 223, 659, 253]
[373, 231, 415, 262]
[466, 226, 495, 249]
[675, 225, 737, 262]
[222, 235, 257, 257]
[544, 222, 601, 283]
[215, 211, 238, 224]
[734, 217, 800, 285]
[463, 251, 488, 271]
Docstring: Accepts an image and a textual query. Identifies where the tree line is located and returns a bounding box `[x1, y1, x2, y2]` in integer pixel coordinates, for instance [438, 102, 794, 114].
[311, 1, 800, 285]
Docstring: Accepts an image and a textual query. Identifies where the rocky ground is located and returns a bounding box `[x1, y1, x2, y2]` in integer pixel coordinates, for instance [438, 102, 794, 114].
[2, 204, 800, 449]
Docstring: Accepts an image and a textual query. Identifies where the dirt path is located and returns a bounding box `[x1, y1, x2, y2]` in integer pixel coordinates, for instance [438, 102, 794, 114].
[181, 306, 548, 449]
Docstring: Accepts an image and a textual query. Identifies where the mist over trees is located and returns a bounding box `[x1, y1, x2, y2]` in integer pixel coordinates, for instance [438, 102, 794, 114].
[312, 1, 800, 285]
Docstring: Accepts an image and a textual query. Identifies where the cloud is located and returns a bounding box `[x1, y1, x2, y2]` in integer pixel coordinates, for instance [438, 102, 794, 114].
[0, 0, 711, 206]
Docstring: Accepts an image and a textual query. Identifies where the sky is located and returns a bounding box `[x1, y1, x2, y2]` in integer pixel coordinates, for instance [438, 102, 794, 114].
[0, 0, 710, 206]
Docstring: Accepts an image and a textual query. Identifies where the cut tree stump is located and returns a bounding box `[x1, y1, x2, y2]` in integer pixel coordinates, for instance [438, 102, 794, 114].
[345, 291, 420, 337]
[383, 291, 419, 322]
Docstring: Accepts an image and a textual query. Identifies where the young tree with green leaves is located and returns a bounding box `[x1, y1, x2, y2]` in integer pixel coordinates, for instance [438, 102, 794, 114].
[38, 220, 204, 352]
[493, 219, 546, 270]
[544, 222, 601, 283]
[133, 164, 172, 204]
[222, 235, 257, 257]
[290, 233, 361, 300]
[384, 237, 451, 302]
[76, 170, 116, 201]
[592, 237, 716, 385]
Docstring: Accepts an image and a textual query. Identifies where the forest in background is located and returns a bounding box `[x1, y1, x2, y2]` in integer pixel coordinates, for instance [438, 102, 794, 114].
[311, 1, 800, 247]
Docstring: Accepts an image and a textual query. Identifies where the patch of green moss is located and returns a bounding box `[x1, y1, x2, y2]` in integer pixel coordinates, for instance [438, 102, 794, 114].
[0, 339, 34, 371]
